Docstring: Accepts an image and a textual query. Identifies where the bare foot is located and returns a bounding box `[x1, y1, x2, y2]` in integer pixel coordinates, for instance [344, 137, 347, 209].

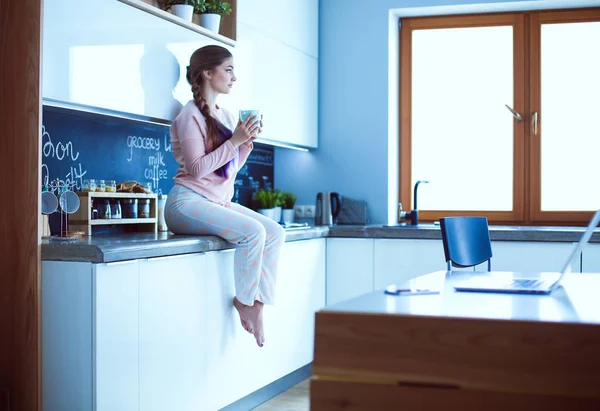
[233, 297, 253, 334]
[233, 297, 265, 347]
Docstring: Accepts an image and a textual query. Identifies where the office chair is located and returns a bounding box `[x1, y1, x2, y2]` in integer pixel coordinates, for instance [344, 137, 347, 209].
[440, 216, 492, 271]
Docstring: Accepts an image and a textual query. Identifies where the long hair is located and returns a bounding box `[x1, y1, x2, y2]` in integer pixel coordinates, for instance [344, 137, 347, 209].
[186, 45, 236, 177]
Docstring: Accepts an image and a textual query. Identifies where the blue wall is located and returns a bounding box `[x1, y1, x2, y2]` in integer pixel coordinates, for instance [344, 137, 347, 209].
[274, 0, 596, 224]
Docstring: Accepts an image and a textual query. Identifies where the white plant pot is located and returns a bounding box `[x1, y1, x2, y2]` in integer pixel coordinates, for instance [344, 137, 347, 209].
[171, 4, 194, 22]
[257, 208, 275, 220]
[198, 13, 222, 33]
[273, 206, 282, 223]
[282, 209, 295, 225]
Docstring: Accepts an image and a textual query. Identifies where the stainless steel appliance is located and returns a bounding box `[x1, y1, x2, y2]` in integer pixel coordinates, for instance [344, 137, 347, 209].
[315, 192, 341, 226]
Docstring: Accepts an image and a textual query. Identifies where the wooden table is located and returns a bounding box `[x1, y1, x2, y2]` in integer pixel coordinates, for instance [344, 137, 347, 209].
[311, 270, 600, 410]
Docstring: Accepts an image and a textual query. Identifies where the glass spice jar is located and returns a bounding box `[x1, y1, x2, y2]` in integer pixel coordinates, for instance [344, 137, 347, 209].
[105, 180, 117, 193]
[138, 199, 151, 219]
[97, 199, 111, 219]
[122, 198, 138, 219]
[96, 179, 106, 192]
[82, 179, 96, 192]
[110, 199, 122, 219]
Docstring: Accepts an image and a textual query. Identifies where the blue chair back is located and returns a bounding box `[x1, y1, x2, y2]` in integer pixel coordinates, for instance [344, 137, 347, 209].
[440, 216, 492, 271]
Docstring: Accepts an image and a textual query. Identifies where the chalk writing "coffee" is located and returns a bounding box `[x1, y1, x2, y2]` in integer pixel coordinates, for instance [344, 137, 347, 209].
[127, 135, 160, 162]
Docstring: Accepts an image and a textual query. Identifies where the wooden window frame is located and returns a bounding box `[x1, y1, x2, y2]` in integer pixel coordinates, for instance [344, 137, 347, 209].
[399, 8, 600, 226]
[528, 8, 600, 224]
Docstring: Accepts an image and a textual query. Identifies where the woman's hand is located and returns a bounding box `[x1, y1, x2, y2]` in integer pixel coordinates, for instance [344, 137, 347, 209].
[246, 115, 263, 144]
[230, 114, 261, 147]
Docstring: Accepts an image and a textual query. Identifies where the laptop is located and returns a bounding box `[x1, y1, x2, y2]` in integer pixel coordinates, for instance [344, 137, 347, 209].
[454, 209, 600, 295]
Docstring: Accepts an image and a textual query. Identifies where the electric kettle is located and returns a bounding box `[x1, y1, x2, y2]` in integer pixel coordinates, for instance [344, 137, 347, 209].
[315, 192, 341, 226]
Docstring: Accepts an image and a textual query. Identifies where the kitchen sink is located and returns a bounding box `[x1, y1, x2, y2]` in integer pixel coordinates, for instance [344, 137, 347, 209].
[381, 222, 440, 228]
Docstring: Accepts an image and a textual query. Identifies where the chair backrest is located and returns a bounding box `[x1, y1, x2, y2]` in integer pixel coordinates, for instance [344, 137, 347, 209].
[440, 216, 492, 271]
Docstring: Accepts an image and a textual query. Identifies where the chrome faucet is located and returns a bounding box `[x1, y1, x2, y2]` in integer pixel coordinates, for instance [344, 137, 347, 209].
[400, 180, 429, 225]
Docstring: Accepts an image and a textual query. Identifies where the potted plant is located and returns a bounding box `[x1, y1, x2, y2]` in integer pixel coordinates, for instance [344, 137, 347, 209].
[162, 0, 197, 22]
[252, 189, 278, 220]
[280, 192, 297, 224]
[194, 0, 232, 33]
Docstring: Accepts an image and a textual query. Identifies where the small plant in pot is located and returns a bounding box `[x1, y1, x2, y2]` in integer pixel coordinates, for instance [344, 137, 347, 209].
[252, 189, 278, 221]
[194, 0, 232, 33]
[162, 0, 198, 22]
[280, 192, 297, 224]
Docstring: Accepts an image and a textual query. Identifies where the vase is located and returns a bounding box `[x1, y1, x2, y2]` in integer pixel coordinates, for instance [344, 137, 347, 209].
[282, 209, 295, 225]
[171, 4, 194, 22]
[273, 206, 282, 223]
[198, 13, 221, 33]
[257, 208, 275, 220]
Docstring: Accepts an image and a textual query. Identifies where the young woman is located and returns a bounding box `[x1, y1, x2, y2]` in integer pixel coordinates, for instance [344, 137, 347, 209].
[165, 45, 286, 347]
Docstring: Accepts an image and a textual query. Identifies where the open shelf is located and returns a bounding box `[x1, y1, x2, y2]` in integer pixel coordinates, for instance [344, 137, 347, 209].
[118, 0, 237, 46]
[89, 218, 157, 226]
[71, 191, 159, 235]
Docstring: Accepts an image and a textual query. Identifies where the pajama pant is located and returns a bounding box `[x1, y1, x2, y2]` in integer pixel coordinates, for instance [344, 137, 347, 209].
[164, 184, 286, 306]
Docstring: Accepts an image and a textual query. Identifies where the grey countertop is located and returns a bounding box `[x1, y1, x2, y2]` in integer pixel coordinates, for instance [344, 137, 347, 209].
[42, 227, 330, 263]
[42, 224, 600, 263]
[329, 223, 600, 243]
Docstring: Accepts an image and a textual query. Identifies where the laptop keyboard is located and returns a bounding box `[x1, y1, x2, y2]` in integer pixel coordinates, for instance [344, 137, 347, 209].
[511, 279, 545, 289]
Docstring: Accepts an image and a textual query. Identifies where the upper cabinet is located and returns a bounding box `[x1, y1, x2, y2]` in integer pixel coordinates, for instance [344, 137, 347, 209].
[233, 0, 319, 148]
[237, 0, 318, 58]
[43, 0, 234, 120]
[43, 0, 319, 148]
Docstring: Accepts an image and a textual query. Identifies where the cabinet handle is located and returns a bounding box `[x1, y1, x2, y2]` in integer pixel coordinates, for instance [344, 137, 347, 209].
[105, 260, 136, 266]
[146, 253, 203, 262]
[532, 112, 539, 136]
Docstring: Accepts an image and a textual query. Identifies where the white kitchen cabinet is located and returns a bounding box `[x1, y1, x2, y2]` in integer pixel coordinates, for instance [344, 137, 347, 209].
[581, 243, 600, 273]
[202, 239, 326, 410]
[373, 239, 445, 290]
[235, 23, 318, 148]
[326, 238, 374, 306]
[138, 253, 207, 411]
[490, 241, 581, 273]
[237, 0, 318, 58]
[42, 259, 140, 411]
[94, 260, 140, 411]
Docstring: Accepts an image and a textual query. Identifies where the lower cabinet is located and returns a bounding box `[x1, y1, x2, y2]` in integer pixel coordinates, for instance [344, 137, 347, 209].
[94, 260, 140, 411]
[582, 243, 600, 273]
[326, 238, 374, 306]
[202, 239, 326, 410]
[138, 253, 207, 411]
[42, 259, 140, 411]
[42, 239, 326, 411]
[490, 241, 581, 273]
[373, 239, 445, 290]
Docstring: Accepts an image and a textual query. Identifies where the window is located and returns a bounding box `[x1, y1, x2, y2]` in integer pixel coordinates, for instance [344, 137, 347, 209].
[400, 8, 600, 225]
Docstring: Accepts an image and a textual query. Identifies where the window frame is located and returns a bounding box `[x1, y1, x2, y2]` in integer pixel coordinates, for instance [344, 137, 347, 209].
[399, 8, 600, 226]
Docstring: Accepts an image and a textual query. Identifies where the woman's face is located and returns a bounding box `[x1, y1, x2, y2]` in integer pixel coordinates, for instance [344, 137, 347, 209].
[206, 57, 236, 94]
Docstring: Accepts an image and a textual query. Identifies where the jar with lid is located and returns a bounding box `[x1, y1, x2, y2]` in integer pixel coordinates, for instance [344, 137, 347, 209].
[105, 180, 117, 193]
[96, 179, 106, 192]
[122, 198, 138, 219]
[138, 199, 151, 218]
[97, 199, 111, 219]
[82, 179, 96, 192]
[110, 199, 122, 219]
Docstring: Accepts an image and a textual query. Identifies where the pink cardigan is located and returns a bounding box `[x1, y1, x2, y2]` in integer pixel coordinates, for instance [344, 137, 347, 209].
[171, 101, 252, 205]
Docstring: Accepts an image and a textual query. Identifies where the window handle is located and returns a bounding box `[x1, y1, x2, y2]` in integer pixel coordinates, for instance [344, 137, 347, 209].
[532, 112, 539, 136]
[505, 104, 523, 121]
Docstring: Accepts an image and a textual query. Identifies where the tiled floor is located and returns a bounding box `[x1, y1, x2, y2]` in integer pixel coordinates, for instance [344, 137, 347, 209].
[252, 379, 310, 411]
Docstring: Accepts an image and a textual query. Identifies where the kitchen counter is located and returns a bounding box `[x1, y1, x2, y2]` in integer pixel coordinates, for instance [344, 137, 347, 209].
[42, 224, 600, 263]
[41, 227, 330, 263]
[329, 223, 600, 243]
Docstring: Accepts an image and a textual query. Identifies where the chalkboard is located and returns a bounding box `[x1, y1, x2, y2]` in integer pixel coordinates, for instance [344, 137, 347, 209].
[41, 105, 274, 208]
